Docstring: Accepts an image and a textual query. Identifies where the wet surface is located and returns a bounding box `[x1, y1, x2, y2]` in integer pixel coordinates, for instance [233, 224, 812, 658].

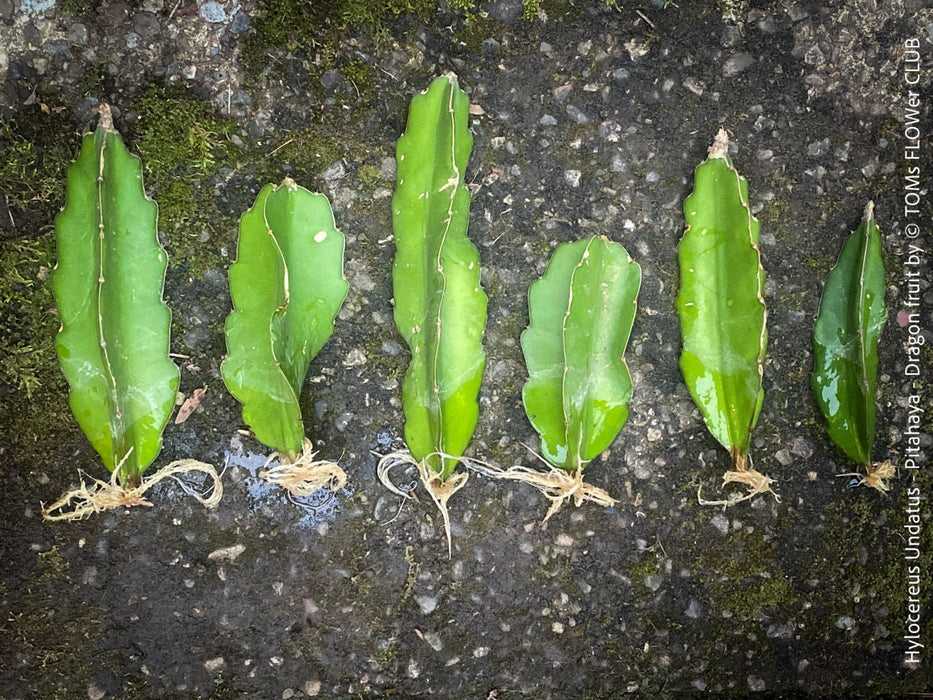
[1, 0, 932, 697]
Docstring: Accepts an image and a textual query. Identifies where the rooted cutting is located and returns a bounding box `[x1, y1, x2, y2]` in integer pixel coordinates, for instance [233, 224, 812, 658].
[223, 179, 348, 496]
[678, 129, 776, 505]
[381, 73, 487, 551]
[812, 202, 890, 491]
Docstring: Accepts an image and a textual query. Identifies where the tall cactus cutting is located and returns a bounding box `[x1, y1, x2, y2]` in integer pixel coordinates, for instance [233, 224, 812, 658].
[379, 74, 487, 551]
[678, 129, 776, 505]
[46, 105, 221, 520]
[812, 202, 891, 491]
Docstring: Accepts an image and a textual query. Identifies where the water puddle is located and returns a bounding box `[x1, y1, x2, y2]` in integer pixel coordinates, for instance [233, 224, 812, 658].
[225, 443, 351, 529]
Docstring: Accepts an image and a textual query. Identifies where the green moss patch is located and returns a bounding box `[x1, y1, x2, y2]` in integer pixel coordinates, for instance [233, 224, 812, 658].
[133, 84, 238, 279]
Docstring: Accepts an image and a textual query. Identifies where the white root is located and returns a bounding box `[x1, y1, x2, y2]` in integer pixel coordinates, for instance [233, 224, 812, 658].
[260, 439, 346, 497]
[464, 456, 616, 521]
[375, 449, 470, 557]
[697, 449, 779, 508]
[43, 453, 223, 521]
[838, 460, 895, 493]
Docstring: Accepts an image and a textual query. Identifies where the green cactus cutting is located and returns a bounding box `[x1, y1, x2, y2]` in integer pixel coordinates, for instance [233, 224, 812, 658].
[677, 129, 776, 505]
[513, 236, 639, 518]
[46, 105, 221, 520]
[812, 202, 891, 491]
[222, 180, 348, 496]
[53, 105, 179, 487]
[380, 73, 487, 551]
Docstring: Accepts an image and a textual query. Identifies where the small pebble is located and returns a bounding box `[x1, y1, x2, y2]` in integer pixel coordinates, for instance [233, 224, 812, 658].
[230, 10, 250, 33]
[423, 631, 444, 651]
[565, 104, 589, 124]
[610, 153, 627, 173]
[198, 1, 227, 22]
[710, 514, 730, 535]
[343, 348, 367, 367]
[321, 68, 341, 91]
[381, 156, 397, 179]
[767, 623, 795, 639]
[482, 38, 500, 56]
[774, 449, 793, 466]
[807, 138, 830, 157]
[68, 23, 89, 45]
[564, 170, 582, 188]
[552, 84, 573, 102]
[133, 11, 160, 39]
[204, 657, 225, 672]
[722, 52, 754, 77]
[685, 599, 705, 619]
[208, 545, 245, 562]
[321, 159, 347, 182]
[644, 574, 663, 592]
[334, 412, 354, 432]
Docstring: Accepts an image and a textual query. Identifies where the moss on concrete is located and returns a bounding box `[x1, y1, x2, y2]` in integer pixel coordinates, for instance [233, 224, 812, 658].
[241, 0, 433, 81]
[0, 106, 84, 471]
[132, 83, 239, 279]
[0, 548, 106, 697]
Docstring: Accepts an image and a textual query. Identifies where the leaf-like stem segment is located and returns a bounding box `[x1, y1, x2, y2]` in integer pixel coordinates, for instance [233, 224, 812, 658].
[389, 73, 486, 550]
[54, 103, 179, 484]
[812, 201, 888, 492]
[515, 236, 638, 517]
[678, 129, 776, 506]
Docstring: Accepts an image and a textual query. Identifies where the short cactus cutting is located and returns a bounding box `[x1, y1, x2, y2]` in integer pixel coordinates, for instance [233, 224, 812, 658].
[377, 74, 487, 553]
[678, 129, 777, 506]
[471, 236, 640, 520]
[812, 202, 891, 492]
[222, 179, 349, 497]
[44, 105, 222, 520]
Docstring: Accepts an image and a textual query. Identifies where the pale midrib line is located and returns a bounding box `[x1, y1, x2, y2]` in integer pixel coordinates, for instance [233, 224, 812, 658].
[854, 216, 874, 457]
[262, 186, 301, 410]
[428, 80, 459, 463]
[561, 238, 595, 470]
[96, 133, 126, 460]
